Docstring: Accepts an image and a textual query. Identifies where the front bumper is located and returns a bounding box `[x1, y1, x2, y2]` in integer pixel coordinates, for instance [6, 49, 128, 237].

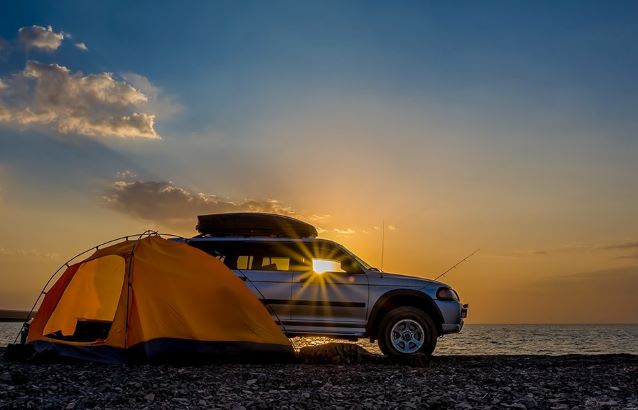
[442, 323, 463, 333]
[437, 300, 468, 334]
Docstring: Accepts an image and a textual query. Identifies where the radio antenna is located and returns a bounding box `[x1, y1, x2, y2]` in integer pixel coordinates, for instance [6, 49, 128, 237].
[380, 220, 385, 271]
[434, 248, 480, 281]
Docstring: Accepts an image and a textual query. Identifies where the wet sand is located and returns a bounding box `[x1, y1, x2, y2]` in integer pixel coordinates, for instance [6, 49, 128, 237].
[1, 348, 636, 409]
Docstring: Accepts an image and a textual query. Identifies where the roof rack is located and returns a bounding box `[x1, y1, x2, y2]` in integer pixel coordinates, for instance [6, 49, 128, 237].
[195, 213, 318, 239]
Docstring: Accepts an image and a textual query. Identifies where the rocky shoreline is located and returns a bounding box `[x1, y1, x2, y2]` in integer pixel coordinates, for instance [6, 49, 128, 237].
[1, 346, 636, 409]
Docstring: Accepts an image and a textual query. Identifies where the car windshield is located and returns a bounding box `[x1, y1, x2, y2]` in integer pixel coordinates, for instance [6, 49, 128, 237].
[338, 245, 374, 271]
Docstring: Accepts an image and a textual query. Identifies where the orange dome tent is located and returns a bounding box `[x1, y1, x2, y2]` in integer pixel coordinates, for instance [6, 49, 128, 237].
[26, 234, 293, 363]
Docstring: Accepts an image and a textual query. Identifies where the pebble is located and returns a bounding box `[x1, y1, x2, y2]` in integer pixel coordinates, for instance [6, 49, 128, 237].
[0, 347, 636, 409]
[521, 397, 538, 408]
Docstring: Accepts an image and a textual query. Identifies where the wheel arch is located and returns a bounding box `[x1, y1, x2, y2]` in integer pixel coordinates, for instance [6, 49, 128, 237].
[366, 290, 444, 341]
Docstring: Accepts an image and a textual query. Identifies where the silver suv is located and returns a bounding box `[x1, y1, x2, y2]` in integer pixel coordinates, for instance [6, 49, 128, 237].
[187, 214, 467, 357]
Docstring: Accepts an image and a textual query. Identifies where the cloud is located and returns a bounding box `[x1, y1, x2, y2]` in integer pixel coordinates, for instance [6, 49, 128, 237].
[334, 228, 356, 235]
[74, 42, 88, 51]
[599, 241, 638, 251]
[0, 61, 160, 139]
[115, 170, 137, 180]
[121, 72, 182, 120]
[0, 247, 59, 260]
[102, 179, 299, 229]
[18, 25, 65, 51]
[502, 239, 638, 259]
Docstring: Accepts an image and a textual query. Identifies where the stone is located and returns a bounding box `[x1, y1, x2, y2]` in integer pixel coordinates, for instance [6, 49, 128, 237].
[0, 346, 635, 409]
[297, 343, 377, 364]
[0, 372, 11, 384]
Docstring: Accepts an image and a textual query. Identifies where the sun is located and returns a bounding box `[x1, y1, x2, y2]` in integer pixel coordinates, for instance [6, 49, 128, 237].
[312, 258, 340, 274]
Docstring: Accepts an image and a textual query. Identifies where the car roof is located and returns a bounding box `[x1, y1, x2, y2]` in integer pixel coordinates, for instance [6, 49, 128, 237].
[186, 236, 339, 245]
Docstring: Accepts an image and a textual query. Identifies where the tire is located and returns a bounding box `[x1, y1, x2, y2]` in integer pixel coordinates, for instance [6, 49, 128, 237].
[377, 307, 438, 357]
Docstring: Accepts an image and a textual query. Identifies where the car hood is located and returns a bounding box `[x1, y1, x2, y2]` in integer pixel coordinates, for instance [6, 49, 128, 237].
[367, 271, 446, 288]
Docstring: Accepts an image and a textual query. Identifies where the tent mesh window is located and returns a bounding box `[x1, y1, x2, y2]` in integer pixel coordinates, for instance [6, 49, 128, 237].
[43, 255, 125, 342]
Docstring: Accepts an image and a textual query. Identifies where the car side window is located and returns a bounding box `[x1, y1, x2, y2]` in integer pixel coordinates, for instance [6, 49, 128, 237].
[303, 242, 362, 274]
[188, 240, 363, 273]
[241, 242, 304, 271]
[203, 241, 305, 272]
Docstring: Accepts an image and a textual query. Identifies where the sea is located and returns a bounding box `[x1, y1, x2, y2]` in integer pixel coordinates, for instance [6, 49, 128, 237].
[1, 322, 637, 355]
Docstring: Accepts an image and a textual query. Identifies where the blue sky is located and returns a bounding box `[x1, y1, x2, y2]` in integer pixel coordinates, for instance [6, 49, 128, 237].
[1, 1, 637, 321]
[3, 1, 638, 139]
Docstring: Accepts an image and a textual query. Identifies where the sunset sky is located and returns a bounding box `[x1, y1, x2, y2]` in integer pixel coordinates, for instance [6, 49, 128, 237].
[1, 1, 637, 323]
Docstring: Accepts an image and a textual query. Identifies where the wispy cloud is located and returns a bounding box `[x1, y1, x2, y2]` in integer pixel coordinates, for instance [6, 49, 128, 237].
[0, 247, 59, 260]
[598, 241, 638, 251]
[74, 42, 88, 51]
[0, 61, 160, 139]
[121, 72, 182, 120]
[18, 25, 64, 51]
[499, 240, 638, 259]
[334, 228, 356, 235]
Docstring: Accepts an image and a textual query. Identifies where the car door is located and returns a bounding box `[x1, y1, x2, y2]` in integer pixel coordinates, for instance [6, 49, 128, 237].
[186, 240, 293, 323]
[234, 241, 297, 323]
[288, 241, 369, 334]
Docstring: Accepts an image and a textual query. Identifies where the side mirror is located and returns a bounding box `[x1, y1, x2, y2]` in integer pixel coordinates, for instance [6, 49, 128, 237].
[341, 259, 363, 274]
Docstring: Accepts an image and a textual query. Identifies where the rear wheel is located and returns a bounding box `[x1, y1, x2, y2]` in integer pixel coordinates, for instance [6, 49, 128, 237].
[377, 307, 437, 357]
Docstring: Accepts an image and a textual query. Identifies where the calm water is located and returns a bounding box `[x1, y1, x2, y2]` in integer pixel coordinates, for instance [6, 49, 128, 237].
[2, 322, 636, 355]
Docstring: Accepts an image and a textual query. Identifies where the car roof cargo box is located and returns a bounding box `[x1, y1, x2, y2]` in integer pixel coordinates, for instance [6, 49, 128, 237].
[196, 213, 318, 238]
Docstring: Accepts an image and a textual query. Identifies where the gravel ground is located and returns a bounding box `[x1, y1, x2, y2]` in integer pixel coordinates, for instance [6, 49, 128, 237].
[1, 347, 636, 409]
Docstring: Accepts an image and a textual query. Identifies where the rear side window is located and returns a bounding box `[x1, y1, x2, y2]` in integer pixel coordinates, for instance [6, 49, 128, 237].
[189, 241, 308, 272]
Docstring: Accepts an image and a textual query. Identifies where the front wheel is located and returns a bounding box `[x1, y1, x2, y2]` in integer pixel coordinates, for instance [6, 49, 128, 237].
[377, 307, 438, 357]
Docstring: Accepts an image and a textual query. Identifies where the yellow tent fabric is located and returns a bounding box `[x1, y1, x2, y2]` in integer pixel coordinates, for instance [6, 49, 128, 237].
[28, 235, 293, 363]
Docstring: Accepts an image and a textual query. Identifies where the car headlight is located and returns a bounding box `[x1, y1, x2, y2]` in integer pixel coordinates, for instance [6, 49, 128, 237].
[437, 287, 459, 301]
